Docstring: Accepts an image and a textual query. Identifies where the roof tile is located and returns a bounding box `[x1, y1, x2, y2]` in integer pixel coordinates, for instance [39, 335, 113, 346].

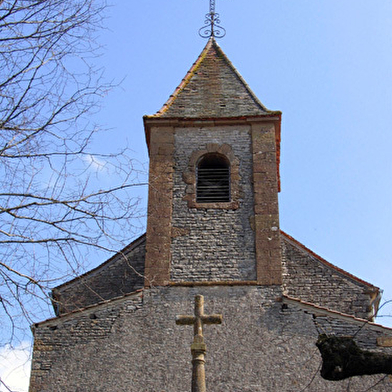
[153, 38, 272, 118]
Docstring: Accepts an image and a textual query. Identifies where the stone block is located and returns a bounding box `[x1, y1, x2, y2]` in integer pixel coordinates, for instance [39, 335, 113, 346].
[377, 337, 392, 347]
[206, 143, 220, 152]
[150, 127, 175, 144]
[218, 143, 232, 155]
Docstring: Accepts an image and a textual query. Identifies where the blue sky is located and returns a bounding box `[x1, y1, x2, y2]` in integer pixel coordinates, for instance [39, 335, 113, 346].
[93, 0, 392, 325]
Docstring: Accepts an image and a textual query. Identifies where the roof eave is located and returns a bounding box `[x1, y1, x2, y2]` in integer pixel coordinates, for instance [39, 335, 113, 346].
[143, 112, 281, 152]
[52, 233, 146, 292]
[143, 113, 282, 192]
[283, 295, 392, 332]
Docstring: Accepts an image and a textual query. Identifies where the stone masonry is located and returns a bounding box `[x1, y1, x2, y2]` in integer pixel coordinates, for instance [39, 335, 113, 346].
[144, 126, 175, 286]
[52, 230, 379, 320]
[143, 116, 283, 287]
[281, 233, 378, 320]
[143, 37, 283, 288]
[251, 122, 282, 285]
[30, 37, 392, 392]
[30, 286, 392, 392]
[171, 125, 256, 282]
[52, 235, 145, 314]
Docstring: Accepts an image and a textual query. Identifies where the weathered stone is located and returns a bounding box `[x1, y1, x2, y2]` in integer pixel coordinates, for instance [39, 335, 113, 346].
[378, 337, 392, 347]
[145, 126, 175, 286]
[171, 227, 191, 238]
[171, 126, 256, 282]
[281, 233, 377, 319]
[30, 287, 392, 392]
[52, 235, 146, 314]
[176, 295, 222, 392]
[30, 36, 391, 392]
[153, 39, 271, 119]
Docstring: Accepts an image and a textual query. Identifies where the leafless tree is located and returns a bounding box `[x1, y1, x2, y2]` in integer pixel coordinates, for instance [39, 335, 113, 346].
[0, 0, 146, 346]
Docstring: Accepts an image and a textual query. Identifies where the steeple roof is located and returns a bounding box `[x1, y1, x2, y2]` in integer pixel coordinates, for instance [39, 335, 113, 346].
[150, 38, 276, 119]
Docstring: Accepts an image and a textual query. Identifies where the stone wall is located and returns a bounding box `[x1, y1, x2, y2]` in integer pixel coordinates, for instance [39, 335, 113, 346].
[283, 296, 392, 354]
[251, 122, 282, 285]
[315, 314, 392, 353]
[53, 236, 145, 314]
[30, 286, 392, 392]
[144, 126, 175, 286]
[171, 126, 256, 282]
[52, 231, 376, 320]
[281, 234, 376, 320]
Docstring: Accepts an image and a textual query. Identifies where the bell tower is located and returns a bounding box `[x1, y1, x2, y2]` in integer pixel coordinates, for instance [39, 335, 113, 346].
[143, 38, 282, 287]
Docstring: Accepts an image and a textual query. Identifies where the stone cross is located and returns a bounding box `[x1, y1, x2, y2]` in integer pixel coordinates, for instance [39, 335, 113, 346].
[176, 295, 222, 392]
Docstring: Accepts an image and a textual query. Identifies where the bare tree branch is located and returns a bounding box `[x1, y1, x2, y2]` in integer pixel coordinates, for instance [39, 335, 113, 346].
[0, 0, 147, 346]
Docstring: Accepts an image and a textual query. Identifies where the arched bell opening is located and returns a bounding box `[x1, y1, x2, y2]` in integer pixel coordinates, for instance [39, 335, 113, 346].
[196, 153, 230, 203]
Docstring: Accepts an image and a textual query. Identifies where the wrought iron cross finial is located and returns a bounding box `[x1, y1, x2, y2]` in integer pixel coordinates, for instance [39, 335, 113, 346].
[199, 0, 226, 39]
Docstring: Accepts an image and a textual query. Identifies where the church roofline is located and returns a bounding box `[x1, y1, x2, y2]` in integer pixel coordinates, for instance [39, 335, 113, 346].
[144, 113, 282, 122]
[281, 231, 379, 292]
[51, 233, 146, 292]
[283, 295, 391, 333]
[41, 231, 381, 328]
[32, 288, 145, 329]
[32, 287, 391, 334]
[50, 230, 379, 307]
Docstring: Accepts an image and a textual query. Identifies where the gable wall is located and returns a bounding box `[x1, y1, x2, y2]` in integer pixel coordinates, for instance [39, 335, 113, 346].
[51, 229, 377, 319]
[30, 286, 392, 392]
[281, 236, 375, 319]
[54, 238, 145, 314]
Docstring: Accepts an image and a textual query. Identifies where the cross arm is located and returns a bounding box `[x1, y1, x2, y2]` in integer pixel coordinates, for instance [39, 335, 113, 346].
[176, 315, 196, 325]
[201, 314, 222, 325]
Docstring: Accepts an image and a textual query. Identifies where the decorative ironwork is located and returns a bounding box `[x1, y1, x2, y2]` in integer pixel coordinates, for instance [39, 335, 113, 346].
[198, 0, 226, 39]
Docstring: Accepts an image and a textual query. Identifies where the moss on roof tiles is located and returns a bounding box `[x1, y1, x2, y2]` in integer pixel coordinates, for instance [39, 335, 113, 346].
[153, 38, 272, 118]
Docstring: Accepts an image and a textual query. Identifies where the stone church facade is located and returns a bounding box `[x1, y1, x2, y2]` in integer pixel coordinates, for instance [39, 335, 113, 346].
[29, 38, 392, 391]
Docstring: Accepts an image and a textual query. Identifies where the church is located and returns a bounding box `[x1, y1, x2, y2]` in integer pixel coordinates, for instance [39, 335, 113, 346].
[29, 34, 392, 391]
